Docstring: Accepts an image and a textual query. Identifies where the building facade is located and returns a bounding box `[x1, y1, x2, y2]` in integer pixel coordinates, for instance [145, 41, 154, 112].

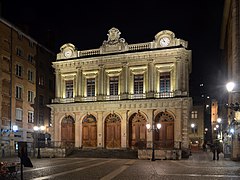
[48, 28, 192, 153]
[0, 17, 55, 156]
[189, 105, 204, 151]
[220, 0, 240, 160]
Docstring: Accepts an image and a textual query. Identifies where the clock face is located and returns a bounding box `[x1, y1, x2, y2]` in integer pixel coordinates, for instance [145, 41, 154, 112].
[64, 50, 72, 58]
[160, 37, 170, 47]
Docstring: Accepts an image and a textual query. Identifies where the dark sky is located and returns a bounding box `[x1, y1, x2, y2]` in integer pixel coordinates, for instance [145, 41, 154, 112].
[1, 0, 224, 99]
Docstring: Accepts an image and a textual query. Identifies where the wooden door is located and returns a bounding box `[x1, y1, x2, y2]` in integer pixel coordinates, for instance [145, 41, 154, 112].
[61, 116, 75, 146]
[129, 113, 147, 149]
[105, 121, 121, 148]
[159, 122, 174, 148]
[82, 122, 97, 147]
[82, 115, 97, 148]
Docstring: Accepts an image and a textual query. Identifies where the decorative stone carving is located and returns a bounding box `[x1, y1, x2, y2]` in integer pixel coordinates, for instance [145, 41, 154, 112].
[101, 27, 128, 53]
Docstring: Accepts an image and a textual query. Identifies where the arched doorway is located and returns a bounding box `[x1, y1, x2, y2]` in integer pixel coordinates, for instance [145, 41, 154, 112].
[129, 112, 147, 149]
[61, 115, 75, 147]
[105, 113, 121, 149]
[82, 114, 97, 148]
[155, 111, 174, 149]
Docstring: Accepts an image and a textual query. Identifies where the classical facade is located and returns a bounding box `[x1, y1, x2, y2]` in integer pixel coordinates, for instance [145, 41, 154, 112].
[48, 28, 192, 153]
[0, 17, 55, 156]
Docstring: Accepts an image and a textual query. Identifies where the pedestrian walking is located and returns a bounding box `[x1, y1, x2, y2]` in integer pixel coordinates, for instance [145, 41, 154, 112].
[211, 140, 221, 160]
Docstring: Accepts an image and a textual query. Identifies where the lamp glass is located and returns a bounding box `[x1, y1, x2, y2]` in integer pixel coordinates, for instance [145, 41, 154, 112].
[226, 82, 235, 92]
[40, 126, 45, 131]
[33, 126, 39, 131]
[146, 123, 151, 129]
[156, 123, 161, 129]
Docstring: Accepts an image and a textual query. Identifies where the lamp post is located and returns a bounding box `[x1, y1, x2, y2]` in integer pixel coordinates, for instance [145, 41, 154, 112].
[33, 125, 45, 159]
[217, 118, 222, 141]
[146, 122, 161, 161]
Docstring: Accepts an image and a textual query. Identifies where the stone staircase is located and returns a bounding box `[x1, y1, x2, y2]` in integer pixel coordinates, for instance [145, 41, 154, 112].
[67, 148, 138, 159]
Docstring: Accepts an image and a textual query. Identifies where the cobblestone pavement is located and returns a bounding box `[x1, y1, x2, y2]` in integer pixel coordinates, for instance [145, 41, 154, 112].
[1, 151, 240, 180]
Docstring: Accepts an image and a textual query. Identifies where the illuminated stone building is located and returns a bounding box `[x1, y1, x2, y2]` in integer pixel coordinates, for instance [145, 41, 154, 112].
[220, 0, 240, 160]
[0, 17, 55, 156]
[49, 28, 192, 157]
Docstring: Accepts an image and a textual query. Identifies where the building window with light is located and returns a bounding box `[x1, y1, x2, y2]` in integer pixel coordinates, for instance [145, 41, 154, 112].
[134, 74, 143, 94]
[66, 80, 74, 98]
[16, 86, 22, 99]
[160, 72, 170, 93]
[16, 64, 22, 77]
[109, 77, 118, 95]
[39, 75, 45, 86]
[28, 111, 34, 123]
[28, 91, 34, 103]
[16, 108, 23, 121]
[87, 78, 95, 97]
[191, 111, 198, 119]
[191, 123, 198, 133]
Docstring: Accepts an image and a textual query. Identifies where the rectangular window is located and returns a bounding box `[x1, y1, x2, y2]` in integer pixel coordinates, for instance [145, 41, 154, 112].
[16, 64, 22, 77]
[16, 108, 23, 121]
[191, 111, 198, 119]
[87, 78, 95, 97]
[39, 114, 44, 125]
[16, 86, 22, 99]
[16, 48, 22, 56]
[109, 77, 118, 95]
[28, 91, 34, 103]
[28, 111, 34, 123]
[160, 72, 170, 92]
[39, 75, 45, 86]
[66, 80, 74, 98]
[39, 95, 44, 106]
[28, 70, 34, 82]
[134, 74, 143, 94]
[28, 54, 34, 63]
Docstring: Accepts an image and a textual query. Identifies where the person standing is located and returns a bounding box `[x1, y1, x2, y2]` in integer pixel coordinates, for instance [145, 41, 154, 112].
[211, 140, 221, 160]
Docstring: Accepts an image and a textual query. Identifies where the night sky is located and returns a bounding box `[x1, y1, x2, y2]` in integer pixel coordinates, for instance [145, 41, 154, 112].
[1, 0, 224, 99]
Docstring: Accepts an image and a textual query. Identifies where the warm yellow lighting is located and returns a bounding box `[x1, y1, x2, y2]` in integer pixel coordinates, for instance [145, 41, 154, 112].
[146, 123, 151, 129]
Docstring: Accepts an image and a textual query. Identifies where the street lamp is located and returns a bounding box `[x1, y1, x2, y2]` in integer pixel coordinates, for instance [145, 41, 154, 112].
[33, 125, 45, 159]
[146, 122, 161, 161]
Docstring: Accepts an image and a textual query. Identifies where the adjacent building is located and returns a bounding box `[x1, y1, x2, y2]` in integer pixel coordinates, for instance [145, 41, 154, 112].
[48, 27, 192, 158]
[220, 0, 240, 160]
[0, 17, 55, 156]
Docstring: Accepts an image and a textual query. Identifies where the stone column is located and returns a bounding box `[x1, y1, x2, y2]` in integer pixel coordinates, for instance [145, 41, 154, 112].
[55, 69, 61, 98]
[121, 62, 129, 99]
[147, 60, 154, 98]
[98, 65, 104, 100]
[74, 112, 81, 148]
[97, 111, 104, 148]
[76, 67, 82, 97]
[120, 110, 128, 148]
[175, 57, 182, 96]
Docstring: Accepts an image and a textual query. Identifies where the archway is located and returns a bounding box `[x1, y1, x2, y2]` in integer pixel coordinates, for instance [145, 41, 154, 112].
[105, 113, 121, 149]
[155, 111, 174, 149]
[129, 112, 147, 149]
[61, 115, 75, 146]
[82, 114, 97, 148]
